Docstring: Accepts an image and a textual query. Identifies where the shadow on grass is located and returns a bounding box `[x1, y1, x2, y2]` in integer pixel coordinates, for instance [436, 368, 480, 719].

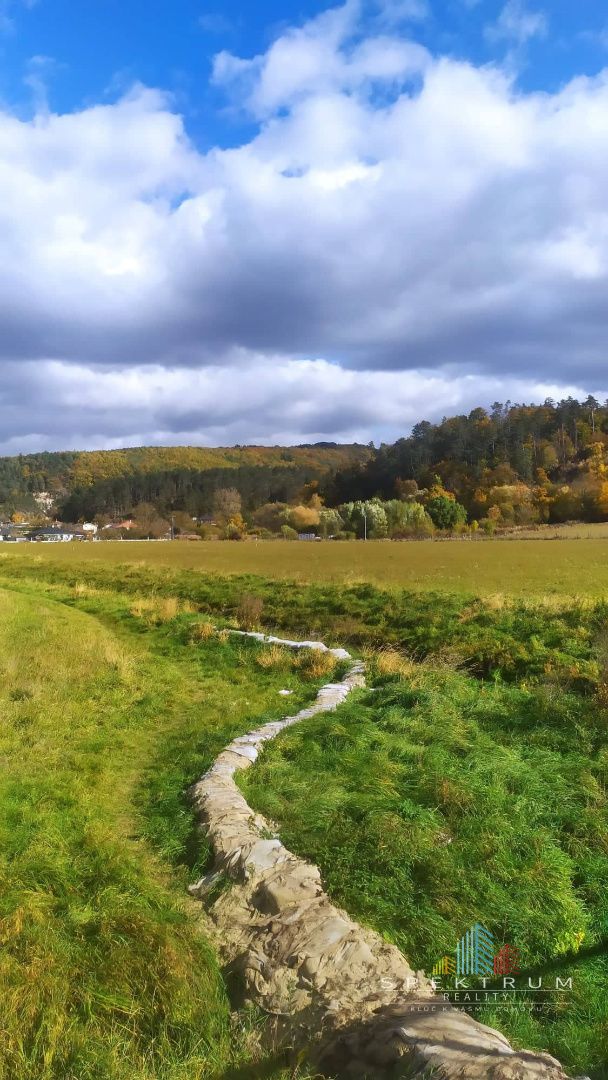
[213, 1050, 295, 1080]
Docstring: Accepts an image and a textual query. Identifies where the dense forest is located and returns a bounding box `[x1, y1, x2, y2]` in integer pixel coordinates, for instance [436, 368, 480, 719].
[0, 443, 371, 518]
[4, 398, 608, 537]
[325, 396, 608, 531]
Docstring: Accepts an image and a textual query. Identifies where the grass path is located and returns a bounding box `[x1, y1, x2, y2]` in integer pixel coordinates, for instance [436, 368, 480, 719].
[0, 585, 320, 1080]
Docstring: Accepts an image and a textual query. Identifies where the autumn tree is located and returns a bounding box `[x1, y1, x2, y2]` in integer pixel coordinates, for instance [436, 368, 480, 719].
[213, 488, 242, 523]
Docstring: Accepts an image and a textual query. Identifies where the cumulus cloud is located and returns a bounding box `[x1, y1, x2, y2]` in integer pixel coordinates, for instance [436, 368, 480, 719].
[0, 0, 607, 451]
[0, 357, 592, 455]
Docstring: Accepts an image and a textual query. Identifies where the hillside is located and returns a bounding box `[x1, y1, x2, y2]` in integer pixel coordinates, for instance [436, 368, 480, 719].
[5, 397, 608, 531]
[327, 397, 608, 528]
[0, 443, 371, 518]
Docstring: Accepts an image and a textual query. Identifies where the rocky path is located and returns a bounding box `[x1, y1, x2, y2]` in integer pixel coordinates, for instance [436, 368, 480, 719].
[189, 632, 579, 1079]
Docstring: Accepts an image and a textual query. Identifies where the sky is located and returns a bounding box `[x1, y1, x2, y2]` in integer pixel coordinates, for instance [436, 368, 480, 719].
[1, 0, 608, 453]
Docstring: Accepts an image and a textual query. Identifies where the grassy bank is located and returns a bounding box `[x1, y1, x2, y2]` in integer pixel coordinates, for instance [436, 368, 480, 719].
[0, 582, 323, 1080]
[239, 659, 608, 1078]
[2, 528, 608, 593]
[0, 558, 604, 693]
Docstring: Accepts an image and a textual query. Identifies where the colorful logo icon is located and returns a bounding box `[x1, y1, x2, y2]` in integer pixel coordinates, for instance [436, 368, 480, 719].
[434, 923, 520, 979]
[493, 944, 521, 976]
[456, 922, 495, 976]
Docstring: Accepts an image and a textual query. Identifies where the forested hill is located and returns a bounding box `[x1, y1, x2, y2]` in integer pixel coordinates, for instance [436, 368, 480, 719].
[5, 398, 608, 528]
[0, 443, 371, 517]
[326, 397, 608, 525]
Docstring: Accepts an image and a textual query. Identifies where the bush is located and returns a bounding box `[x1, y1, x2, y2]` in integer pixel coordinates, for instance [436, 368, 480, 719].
[236, 593, 264, 630]
[427, 495, 467, 531]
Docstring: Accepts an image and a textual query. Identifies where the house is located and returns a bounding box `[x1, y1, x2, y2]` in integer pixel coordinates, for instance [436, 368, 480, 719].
[28, 527, 76, 543]
[102, 519, 135, 532]
[0, 528, 29, 542]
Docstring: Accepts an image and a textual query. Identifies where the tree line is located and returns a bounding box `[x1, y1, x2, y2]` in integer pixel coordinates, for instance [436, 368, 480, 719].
[4, 398, 608, 535]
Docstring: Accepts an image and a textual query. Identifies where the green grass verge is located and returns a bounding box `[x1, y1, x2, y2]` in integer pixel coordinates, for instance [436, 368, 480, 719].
[239, 664, 608, 1079]
[0, 582, 322, 1080]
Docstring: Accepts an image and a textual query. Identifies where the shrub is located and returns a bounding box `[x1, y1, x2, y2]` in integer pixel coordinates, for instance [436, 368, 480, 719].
[427, 495, 467, 531]
[237, 593, 264, 630]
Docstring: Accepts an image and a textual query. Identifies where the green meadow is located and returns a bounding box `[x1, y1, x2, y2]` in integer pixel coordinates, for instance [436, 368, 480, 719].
[0, 540, 607, 1077]
[0, 578, 328, 1080]
[2, 525, 608, 594]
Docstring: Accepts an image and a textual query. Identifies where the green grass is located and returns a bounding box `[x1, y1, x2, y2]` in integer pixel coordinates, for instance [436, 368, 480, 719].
[0, 581, 323, 1080]
[238, 661, 608, 1079]
[1, 555, 608, 1077]
[3, 526, 608, 594]
[0, 558, 605, 688]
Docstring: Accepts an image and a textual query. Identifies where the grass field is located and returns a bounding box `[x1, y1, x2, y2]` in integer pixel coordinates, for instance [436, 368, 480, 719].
[3, 527, 608, 595]
[1, 540, 607, 1078]
[240, 655, 608, 1079]
[0, 579, 326, 1080]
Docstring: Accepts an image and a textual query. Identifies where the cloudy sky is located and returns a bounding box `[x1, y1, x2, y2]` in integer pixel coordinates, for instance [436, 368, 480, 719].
[0, 0, 607, 453]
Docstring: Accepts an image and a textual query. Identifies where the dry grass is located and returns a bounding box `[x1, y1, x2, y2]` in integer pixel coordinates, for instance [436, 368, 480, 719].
[237, 593, 264, 629]
[72, 581, 103, 599]
[256, 644, 291, 670]
[293, 647, 338, 680]
[130, 596, 189, 624]
[373, 647, 417, 680]
[189, 619, 216, 642]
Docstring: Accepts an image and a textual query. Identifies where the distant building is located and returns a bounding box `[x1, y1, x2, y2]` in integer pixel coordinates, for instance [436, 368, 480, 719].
[297, 533, 320, 541]
[28, 527, 76, 543]
[102, 519, 135, 532]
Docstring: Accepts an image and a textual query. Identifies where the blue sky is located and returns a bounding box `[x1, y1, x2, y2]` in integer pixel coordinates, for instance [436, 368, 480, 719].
[3, 1, 608, 144]
[0, 0, 608, 452]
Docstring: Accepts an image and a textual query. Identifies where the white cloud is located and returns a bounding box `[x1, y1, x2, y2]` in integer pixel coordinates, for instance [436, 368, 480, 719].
[212, 2, 429, 117]
[0, 0, 607, 451]
[487, 0, 548, 46]
[375, 0, 430, 25]
[0, 356, 597, 454]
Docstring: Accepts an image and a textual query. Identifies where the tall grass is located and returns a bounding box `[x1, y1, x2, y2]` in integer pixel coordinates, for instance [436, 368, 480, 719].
[0, 585, 321, 1080]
